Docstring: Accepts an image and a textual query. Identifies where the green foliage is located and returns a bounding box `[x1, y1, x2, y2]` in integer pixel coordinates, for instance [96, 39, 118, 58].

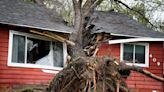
[96, 0, 112, 11]
[155, 0, 162, 5]
[131, 2, 148, 25]
[59, 0, 74, 26]
[97, 0, 164, 32]
[96, 0, 147, 25]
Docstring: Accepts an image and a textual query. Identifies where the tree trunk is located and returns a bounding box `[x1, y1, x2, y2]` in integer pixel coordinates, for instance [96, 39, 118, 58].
[70, 12, 86, 57]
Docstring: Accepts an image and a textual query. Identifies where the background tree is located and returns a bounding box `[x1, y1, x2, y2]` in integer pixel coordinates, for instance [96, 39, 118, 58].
[96, 0, 164, 32]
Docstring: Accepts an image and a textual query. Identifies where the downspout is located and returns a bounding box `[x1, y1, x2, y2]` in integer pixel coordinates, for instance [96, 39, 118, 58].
[163, 42, 164, 92]
[163, 42, 164, 75]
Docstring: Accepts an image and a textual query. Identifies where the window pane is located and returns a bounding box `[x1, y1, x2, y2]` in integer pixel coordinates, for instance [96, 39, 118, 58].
[12, 35, 25, 63]
[53, 42, 63, 67]
[123, 44, 133, 63]
[27, 38, 51, 66]
[135, 45, 145, 64]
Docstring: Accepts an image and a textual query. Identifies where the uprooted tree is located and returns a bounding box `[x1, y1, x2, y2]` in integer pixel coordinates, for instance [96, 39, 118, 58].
[48, 0, 164, 92]
[29, 0, 164, 92]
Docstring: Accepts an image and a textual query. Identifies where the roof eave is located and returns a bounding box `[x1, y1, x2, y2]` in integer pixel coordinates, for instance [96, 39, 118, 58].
[110, 33, 143, 38]
[0, 21, 72, 34]
[109, 37, 164, 44]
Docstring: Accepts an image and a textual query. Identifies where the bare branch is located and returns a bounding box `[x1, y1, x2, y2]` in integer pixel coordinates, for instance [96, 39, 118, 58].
[81, 0, 103, 21]
[78, 0, 83, 8]
[82, 0, 96, 13]
[90, 0, 103, 9]
[115, 0, 157, 29]
[72, 0, 78, 10]
[85, 0, 103, 15]
[120, 63, 164, 82]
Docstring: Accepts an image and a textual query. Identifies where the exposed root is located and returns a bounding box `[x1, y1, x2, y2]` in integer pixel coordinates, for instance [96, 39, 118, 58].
[49, 56, 164, 92]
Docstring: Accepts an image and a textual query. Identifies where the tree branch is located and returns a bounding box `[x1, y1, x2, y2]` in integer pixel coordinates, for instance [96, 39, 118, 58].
[115, 0, 157, 29]
[82, 0, 96, 13]
[90, 0, 103, 9]
[78, 0, 83, 9]
[120, 63, 164, 82]
[82, 0, 103, 16]
[72, 0, 78, 11]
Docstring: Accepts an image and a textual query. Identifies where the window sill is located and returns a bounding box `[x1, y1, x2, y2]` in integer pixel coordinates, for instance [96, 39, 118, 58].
[126, 63, 149, 67]
[8, 62, 63, 71]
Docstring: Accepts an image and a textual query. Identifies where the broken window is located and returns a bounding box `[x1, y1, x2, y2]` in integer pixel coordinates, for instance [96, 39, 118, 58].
[11, 32, 64, 68]
[53, 42, 63, 67]
[27, 38, 51, 65]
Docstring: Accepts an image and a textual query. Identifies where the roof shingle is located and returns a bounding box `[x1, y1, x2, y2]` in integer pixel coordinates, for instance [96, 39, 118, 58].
[92, 11, 164, 38]
[0, 0, 72, 33]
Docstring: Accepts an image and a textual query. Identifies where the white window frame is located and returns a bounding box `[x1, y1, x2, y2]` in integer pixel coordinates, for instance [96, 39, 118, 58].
[8, 30, 67, 70]
[120, 42, 149, 67]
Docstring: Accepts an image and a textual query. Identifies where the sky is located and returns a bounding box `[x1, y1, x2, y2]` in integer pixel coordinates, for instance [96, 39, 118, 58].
[123, 0, 164, 21]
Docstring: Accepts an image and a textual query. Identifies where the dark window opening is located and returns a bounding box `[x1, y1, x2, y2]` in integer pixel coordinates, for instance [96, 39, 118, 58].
[123, 44, 133, 63]
[27, 38, 50, 64]
[135, 45, 145, 64]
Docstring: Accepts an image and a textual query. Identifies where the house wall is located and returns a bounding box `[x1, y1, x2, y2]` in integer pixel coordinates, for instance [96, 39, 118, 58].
[0, 28, 54, 90]
[97, 42, 164, 92]
[0, 27, 163, 91]
[96, 43, 120, 60]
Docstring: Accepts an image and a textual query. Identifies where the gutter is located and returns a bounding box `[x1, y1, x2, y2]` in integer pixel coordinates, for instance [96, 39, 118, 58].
[163, 46, 164, 91]
[111, 33, 142, 38]
[109, 37, 164, 44]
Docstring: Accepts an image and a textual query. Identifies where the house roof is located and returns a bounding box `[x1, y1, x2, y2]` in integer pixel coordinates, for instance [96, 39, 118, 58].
[92, 11, 164, 38]
[0, 0, 72, 33]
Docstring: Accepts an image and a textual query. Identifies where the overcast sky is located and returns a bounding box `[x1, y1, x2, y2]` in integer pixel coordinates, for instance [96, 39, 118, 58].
[123, 0, 164, 21]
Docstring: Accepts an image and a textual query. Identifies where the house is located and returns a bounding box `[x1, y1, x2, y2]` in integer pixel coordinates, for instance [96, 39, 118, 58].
[91, 11, 164, 92]
[0, 0, 73, 90]
[0, 0, 163, 91]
